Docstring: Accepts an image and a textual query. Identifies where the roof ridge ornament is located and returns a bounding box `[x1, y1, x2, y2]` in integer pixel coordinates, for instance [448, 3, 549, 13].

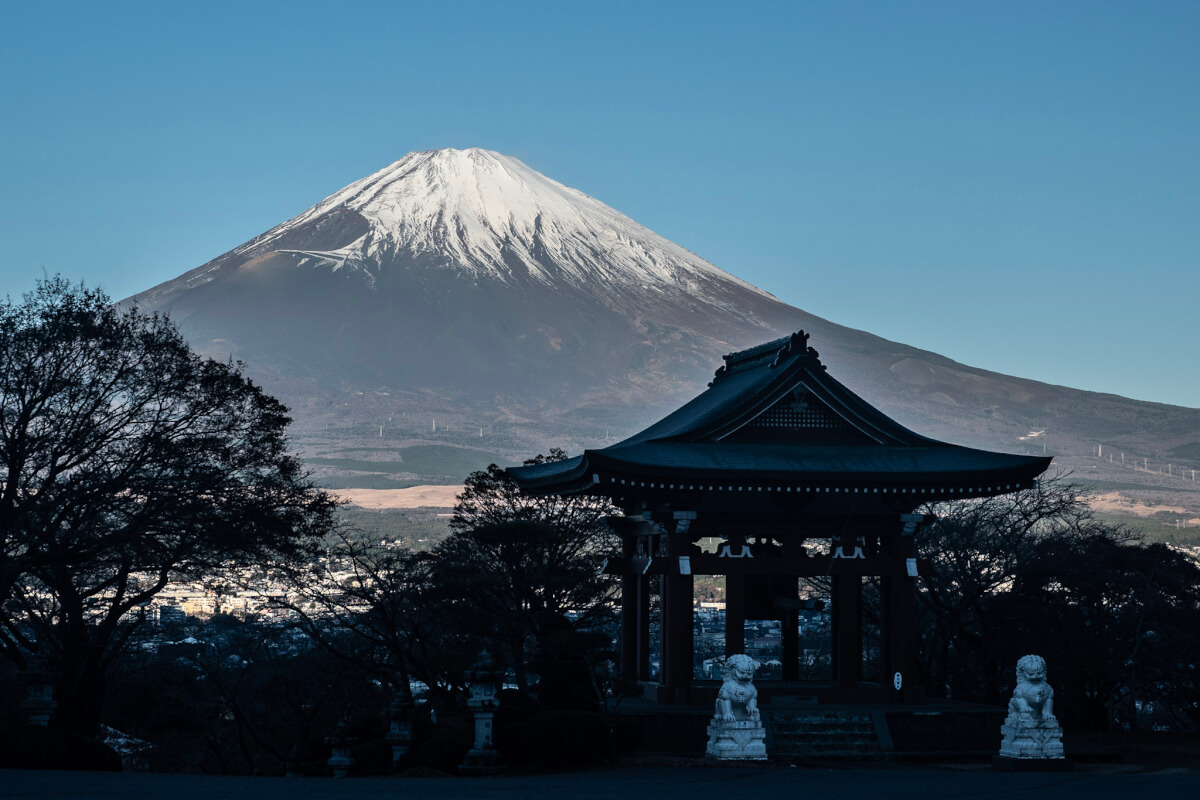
[712, 330, 824, 385]
[770, 330, 822, 369]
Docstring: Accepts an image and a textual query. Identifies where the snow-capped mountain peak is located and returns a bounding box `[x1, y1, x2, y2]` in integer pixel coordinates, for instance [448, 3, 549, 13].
[221, 148, 772, 299]
[127, 147, 804, 413]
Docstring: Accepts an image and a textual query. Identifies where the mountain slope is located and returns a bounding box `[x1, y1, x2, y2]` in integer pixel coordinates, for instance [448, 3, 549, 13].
[130, 148, 808, 407]
[127, 148, 1200, 503]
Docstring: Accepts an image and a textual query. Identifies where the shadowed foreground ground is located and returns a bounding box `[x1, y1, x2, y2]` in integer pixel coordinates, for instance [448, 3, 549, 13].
[3, 762, 1199, 800]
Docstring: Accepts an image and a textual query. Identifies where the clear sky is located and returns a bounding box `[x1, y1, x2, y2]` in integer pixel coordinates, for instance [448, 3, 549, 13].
[2, 1, 1197, 407]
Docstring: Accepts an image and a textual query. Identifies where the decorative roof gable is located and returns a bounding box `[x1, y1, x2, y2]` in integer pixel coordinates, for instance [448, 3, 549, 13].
[621, 330, 934, 447]
[721, 385, 871, 445]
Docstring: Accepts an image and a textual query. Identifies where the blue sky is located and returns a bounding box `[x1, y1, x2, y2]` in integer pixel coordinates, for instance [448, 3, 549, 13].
[2, 1, 1197, 407]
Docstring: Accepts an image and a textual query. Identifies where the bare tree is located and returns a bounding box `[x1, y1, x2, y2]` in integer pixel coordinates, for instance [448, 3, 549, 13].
[914, 475, 1107, 699]
[913, 474, 1200, 731]
[280, 454, 620, 701]
[440, 454, 619, 689]
[276, 530, 473, 708]
[0, 277, 337, 735]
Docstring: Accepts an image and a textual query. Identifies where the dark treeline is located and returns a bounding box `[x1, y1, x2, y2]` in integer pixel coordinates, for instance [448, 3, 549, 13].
[912, 478, 1200, 733]
[0, 456, 620, 774]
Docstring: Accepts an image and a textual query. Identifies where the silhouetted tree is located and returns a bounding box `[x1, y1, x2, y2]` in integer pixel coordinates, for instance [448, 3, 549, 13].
[914, 476, 1200, 731]
[105, 615, 381, 774]
[450, 450, 614, 539]
[286, 454, 618, 703]
[1011, 534, 1200, 731]
[278, 530, 475, 709]
[914, 477, 1104, 701]
[436, 454, 618, 689]
[0, 277, 337, 736]
[430, 519, 617, 690]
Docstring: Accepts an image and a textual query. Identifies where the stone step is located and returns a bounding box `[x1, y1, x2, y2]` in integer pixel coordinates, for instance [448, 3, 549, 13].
[777, 725, 874, 731]
[776, 744, 880, 754]
[774, 731, 876, 742]
[774, 719, 876, 729]
[773, 713, 875, 723]
[767, 712, 883, 760]
[775, 732, 875, 742]
[773, 722, 876, 733]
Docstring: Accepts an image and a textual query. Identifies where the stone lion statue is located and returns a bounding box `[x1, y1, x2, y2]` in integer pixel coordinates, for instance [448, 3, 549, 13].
[715, 654, 760, 722]
[1009, 654, 1055, 720]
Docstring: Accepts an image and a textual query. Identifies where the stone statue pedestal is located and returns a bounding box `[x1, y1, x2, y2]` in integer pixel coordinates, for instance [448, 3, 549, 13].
[996, 654, 1065, 764]
[706, 654, 768, 760]
[706, 718, 767, 760]
[998, 712, 1065, 760]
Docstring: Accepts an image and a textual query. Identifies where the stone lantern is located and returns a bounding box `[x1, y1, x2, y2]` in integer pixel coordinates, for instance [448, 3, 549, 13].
[385, 685, 416, 766]
[325, 718, 356, 778]
[21, 654, 57, 728]
[458, 648, 504, 775]
[283, 745, 305, 778]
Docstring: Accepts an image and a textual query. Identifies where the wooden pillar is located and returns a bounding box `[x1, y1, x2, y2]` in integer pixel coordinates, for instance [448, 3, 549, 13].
[782, 577, 800, 680]
[619, 529, 645, 681]
[661, 518, 695, 700]
[882, 575, 916, 702]
[882, 523, 919, 703]
[831, 575, 862, 689]
[636, 574, 651, 681]
[625, 522, 655, 683]
[620, 572, 638, 678]
[725, 573, 745, 657]
[662, 571, 694, 700]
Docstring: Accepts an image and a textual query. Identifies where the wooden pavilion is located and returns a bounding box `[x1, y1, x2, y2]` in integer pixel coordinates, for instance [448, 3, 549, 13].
[509, 331, 1051, 705]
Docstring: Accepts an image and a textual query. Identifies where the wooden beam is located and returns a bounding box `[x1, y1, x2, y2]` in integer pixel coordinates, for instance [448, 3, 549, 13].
[603, 555, 930, 577]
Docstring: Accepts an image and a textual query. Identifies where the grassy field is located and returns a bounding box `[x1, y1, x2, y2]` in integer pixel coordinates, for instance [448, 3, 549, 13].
[315, 475, 428, 490]
[1071, 478, 1197, 495]
[305, 444, 510, 482]
[1168, 442, 1200, 460]
[1091, 511, 1200, 547]
[334, 506, 453, 548]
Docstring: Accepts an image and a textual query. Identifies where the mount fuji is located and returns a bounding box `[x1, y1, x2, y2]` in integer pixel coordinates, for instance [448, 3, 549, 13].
[128, 148, 1200, 495]
[129, 148, 814, 414]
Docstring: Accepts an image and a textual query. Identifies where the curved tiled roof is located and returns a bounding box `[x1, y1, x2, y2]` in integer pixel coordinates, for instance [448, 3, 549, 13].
[509, 331, 1051, 499]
